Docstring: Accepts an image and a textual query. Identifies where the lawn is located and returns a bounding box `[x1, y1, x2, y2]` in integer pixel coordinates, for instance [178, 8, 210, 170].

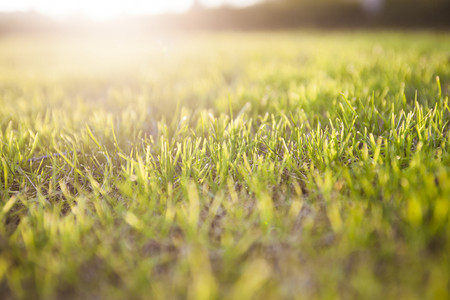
[0, 31, 449, 299]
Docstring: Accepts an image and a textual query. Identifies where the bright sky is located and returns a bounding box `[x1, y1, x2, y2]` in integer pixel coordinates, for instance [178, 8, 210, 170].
[0, 0, 261, 20]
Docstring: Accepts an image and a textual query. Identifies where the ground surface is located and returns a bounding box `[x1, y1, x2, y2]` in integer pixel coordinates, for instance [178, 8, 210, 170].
[0, 31, 449, 299]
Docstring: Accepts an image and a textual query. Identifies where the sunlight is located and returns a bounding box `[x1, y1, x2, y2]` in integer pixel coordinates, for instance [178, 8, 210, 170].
[0, 0, 261, 20]
[2, 0, 193, 20]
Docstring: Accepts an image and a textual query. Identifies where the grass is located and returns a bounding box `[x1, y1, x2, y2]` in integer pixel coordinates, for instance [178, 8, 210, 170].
[0, 31, 449, 299]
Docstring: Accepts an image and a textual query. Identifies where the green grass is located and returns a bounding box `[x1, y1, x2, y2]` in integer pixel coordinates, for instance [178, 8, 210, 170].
[0, 31, 449, 299]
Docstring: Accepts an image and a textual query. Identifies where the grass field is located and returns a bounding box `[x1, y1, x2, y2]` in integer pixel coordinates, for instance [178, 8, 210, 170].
[0, 31, 449, 299]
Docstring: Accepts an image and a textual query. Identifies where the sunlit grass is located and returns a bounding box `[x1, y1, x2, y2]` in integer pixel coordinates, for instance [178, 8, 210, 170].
[0, 31, 449, 299]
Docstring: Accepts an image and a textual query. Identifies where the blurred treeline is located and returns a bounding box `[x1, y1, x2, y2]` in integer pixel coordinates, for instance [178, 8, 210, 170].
[186, 0, 450, 30]
[0, 0, 449, 34]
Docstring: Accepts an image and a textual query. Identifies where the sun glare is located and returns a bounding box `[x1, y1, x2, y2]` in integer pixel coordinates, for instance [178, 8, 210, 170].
[1, 0, 192, 21]
[0, 0, 261, 21]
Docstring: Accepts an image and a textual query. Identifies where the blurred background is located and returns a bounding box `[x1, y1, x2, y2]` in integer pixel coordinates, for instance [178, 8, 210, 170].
[0, 0, 449, 36]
